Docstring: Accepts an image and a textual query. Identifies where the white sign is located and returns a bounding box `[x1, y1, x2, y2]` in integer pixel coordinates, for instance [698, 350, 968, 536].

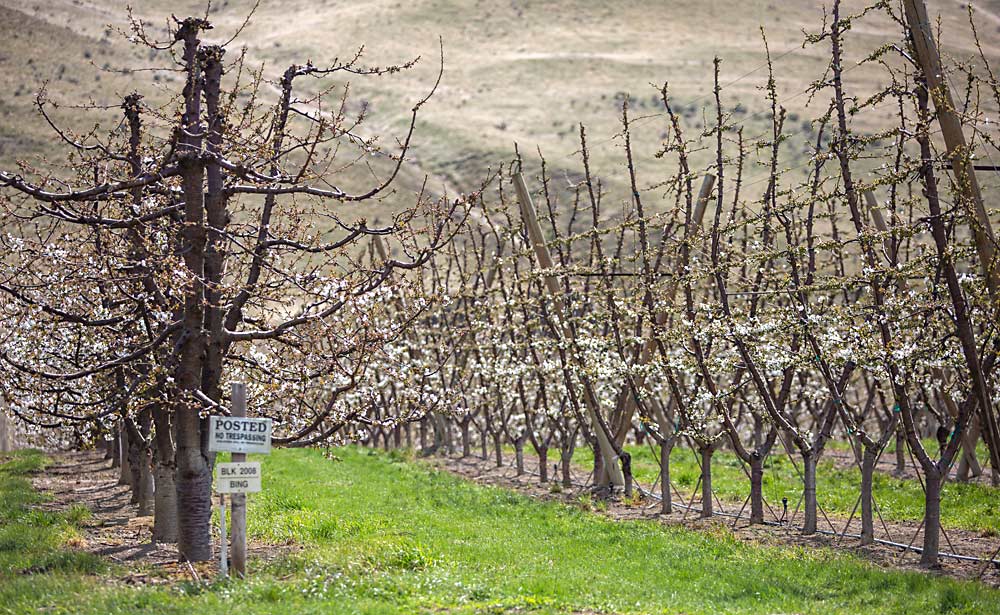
[208, 415, 272, 454]
[215, 462, 262, 493]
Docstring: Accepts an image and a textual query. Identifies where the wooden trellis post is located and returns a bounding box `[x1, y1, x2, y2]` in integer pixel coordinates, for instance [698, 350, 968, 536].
[902, 0, 1000, 481]
[513, 171, 625, 489]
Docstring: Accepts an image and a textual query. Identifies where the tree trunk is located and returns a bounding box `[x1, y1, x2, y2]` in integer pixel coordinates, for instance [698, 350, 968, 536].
[660, 440, 672, 514]
[152, 460, 178, 542]
[127, 430, 143, 504]
[136, 448, 155, 517]
[480, 428, 488, 460]
[461, 419, 471, 458]
[956, 417, 981, 482]
[803, 453, 818, 535]
[493, 433, 503, 467]
[118, 425, 133, 487]
[110, 427, 121, 469]
[0, 412, 9, 453]
[700, 446, 713, 519]
[102, 430, 114, 460]
[538, 446, 548, 483]
[749, 455, 764, 524]
[860, 445, 876, 545]
[515, 439, 524, 476]
[622, 451, 633, 499]
[593, 442, 604, 489]
[921, 467, 943, 567]
[419, 417, 428, 450]
[174, 411, 213, 562]
[152, 409, 178, 545]
[443, 417, 455, 456]
[895, 431, 906, 476]
[561, 449, 573, 487]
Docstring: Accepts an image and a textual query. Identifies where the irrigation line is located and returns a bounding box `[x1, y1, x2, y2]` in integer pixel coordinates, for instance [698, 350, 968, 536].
[442, 450, 999, 566]
[632, 484, 1000, 566]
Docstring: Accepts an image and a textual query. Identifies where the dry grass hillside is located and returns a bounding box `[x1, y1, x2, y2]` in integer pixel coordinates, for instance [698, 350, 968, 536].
[1, 0, 999, 214]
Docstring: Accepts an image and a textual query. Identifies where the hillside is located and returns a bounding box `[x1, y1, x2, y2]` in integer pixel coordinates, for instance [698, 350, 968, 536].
[2, 0, 1000, 212]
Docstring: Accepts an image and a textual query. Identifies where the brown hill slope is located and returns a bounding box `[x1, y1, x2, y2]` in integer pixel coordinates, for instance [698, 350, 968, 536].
[2, 0, 999, 208]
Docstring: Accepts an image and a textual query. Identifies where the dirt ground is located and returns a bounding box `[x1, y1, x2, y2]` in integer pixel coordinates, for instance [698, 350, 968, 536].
[425, 452, 1000, 588]
[30, 450, 299, 585]
[24, 448, 1000, 589]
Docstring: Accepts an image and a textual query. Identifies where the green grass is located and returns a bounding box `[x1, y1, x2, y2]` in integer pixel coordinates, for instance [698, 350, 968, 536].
[569, 442, 1000, 535]
[0, 450, 106, 615]
[2, 447, 999, 614]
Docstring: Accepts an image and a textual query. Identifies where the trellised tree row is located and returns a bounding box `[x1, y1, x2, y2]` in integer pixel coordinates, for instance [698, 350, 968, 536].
[2, 0, 999, 572]
[357, 0, 1000, 569]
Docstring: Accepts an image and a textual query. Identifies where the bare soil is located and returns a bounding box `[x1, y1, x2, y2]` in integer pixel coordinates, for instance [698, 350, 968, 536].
[30, 450, 300, 585]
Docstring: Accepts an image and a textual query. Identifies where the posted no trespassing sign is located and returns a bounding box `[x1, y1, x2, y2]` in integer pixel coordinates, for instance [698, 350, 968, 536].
[207, 416, 273, 454]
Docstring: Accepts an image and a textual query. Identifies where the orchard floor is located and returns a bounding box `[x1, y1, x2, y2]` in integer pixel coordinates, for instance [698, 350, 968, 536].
[427, 452, 1000, 586]
[2, 447, 999, 614]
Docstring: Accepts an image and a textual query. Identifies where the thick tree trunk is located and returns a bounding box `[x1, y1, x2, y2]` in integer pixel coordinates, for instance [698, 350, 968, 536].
[700, 446, 713, 519]
[660, 440, 672, 514]
[479, 428, 488, 460]
[537, 447, 548, 483]
[153, 462, 178, 542]
[749, 455, 764, 524]
[803, 454, 818, 535]
[152, 404, 178, 544]
[921, 467, 943, 567]
[514, 439, 525, 476]
[118, 426, 133, 487]
[419, 417, 428, 450]
[110, 427, 121, 469]
[860, 445, 876, 545]
[172, 19, 212, 564]
[127, 431, 143, 504]
[136, 448, 155, 517]
[175, 411, 212, 562]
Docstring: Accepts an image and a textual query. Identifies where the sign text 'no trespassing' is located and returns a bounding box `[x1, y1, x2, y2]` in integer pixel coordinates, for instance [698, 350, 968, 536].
[208, 415, 273, 454]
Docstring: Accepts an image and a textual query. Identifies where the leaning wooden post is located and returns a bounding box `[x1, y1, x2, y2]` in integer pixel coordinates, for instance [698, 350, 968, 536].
[904, 0, 1000, 485]
[230, 382, 248, 577]
[513, 171, 625, 489]
[865, 190, 982, 479]
[611, 173, 716, 446]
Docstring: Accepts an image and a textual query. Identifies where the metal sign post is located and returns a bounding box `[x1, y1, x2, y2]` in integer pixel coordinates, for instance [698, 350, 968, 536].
[230, 383, 248, 578]
[218, 494, 228, 577]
